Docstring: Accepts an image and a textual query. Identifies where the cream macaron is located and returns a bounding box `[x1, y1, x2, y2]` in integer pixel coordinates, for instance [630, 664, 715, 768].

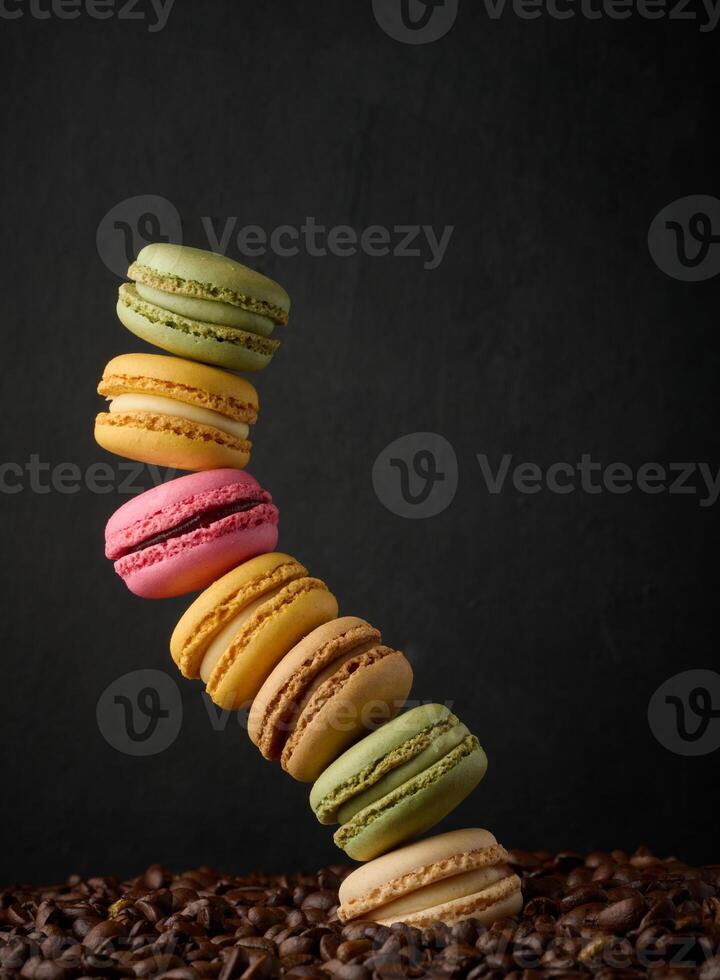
[337, 828, 523, 927]
[170, 553, 338, 710]
[95, 353, 258, 471]
[248, 617, 414, 783]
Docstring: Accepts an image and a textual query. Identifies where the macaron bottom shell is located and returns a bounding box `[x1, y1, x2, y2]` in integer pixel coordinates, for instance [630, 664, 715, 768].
[371, 866, 523, 927]
[117, 286, 277, 372]
[94, 413, 251, 471]
[115, 520, 279, 599]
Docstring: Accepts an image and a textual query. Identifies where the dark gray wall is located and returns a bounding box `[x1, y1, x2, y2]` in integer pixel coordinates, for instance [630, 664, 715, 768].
[1, 0, 717, 885]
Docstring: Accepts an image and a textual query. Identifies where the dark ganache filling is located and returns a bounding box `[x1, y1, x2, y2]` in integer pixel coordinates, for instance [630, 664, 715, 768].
[124, 498, 267, 556]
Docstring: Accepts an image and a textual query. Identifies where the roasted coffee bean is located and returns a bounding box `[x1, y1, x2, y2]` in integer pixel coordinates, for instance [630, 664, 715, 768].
[234, 936, 276, 952]
[284, 969, 327, 979]
[132, 954, 187, 977]
[451, 918, 481, 944]
[301, 890, 337, 911]
[336, 937, 372, 961]
[327, 963, 371, 980]
[81, 919, 124, 953]
[596, 895, 646, 932]
[560, 884, 607, 911]
[278, 935, 316, 958]
[247, 906, 285, 932]
[313, 933, 338, 962]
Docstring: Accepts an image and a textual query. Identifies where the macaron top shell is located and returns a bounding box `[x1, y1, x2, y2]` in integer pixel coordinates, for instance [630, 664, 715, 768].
[170, 553, 308, 678]
[106, 470, 263, 542]
[98, 353, 258, 421]
[104, 469, 275, 566]
[130, 244, 290, 325]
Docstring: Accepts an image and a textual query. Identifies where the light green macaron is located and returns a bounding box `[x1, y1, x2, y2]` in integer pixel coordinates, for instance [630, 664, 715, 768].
[310, 703, 488, 861]
[117, 243, 290, 372]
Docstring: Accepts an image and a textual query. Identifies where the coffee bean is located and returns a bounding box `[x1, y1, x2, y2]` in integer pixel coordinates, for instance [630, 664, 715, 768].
[284, 969, 327, 979]
[279, 936, 316, 958]
[336, 938, 372, 962]
[142, 865, 166, 891]
[81, 919, 124, 953]
[132, 954, 186, 977]
[507, 850, 543, 870]
[560, 884, 607, 911]
[596, 895, 646, 932]
[234, 936, 276, 953]
[326, 963, 371, 980]
[281, 952, 316, 970]
[301, 890, 336, 911]
[340, 921, 377, 942]
[247, 906, 284, 932]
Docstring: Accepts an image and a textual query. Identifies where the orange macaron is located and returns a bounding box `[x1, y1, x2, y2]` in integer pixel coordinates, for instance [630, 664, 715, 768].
[94, 352, 258, 471]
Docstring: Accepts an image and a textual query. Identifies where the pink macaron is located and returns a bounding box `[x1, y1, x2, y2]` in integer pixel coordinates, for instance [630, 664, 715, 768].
[105, 469, 279, 598]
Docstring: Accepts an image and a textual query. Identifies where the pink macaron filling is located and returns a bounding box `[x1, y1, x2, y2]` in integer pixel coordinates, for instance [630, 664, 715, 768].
[105, 470, 279, 598]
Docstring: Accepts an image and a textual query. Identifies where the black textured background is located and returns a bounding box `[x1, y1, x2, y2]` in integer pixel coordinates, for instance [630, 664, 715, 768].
[0, 0, 717, 885]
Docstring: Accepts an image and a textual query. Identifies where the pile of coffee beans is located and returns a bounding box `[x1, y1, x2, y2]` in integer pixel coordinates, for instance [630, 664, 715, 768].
[2, 846, 719, 979]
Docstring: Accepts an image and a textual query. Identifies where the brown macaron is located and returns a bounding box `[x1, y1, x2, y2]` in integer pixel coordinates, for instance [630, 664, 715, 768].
[248, 616, 413, 783]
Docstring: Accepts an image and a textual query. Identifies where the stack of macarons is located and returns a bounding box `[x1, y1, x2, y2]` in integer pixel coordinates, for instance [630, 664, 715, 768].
[93, 242, 521, 929]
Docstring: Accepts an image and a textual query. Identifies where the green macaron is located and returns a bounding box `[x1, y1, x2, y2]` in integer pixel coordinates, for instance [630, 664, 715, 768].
[117, 243, 290, 372]
[310, 703, 488, 861]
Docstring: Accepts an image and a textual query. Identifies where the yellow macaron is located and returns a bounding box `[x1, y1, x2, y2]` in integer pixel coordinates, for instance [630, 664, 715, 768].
[94, 352, 258, 471]
[170, 553, 339, 710]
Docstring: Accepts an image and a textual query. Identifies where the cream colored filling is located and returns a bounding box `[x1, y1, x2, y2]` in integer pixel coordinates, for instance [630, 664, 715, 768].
[370, 865, 508, 921]
[199, 585, 285, 684]
[108, 393, 249, 440]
